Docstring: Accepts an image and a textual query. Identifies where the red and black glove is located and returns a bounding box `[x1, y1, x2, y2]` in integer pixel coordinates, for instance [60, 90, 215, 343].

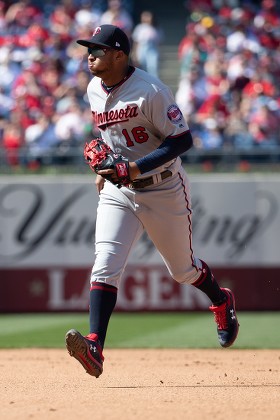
[84, 138, 130, 187]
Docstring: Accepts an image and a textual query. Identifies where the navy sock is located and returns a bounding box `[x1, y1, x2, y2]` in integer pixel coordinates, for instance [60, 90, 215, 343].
[192, 260, 226, 305]
[89, 283, 118, 348]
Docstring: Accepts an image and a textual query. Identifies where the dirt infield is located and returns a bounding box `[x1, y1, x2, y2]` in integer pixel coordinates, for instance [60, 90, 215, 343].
[1, 349, 279, 420]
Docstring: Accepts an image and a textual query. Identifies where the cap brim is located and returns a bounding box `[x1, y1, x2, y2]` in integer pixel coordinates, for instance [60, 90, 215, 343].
[76, 39, 111, 49]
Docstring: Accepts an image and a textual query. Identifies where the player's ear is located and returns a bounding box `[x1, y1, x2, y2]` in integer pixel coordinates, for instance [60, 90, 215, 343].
[115, 50, 127, 61]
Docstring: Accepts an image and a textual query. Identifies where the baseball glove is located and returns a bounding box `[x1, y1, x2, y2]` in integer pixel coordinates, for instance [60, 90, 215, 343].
[84, 138, 130, 186]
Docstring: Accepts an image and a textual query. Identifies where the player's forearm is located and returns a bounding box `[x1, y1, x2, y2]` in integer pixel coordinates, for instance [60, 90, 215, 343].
[135, 130, 193, 174]
[128, 162, 141, 180]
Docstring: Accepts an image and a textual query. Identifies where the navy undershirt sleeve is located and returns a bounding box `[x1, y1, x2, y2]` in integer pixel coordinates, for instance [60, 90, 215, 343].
[135, 131, 193, 174]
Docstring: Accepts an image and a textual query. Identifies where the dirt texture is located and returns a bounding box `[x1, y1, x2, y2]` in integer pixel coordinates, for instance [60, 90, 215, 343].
[1, 349, 279, 420]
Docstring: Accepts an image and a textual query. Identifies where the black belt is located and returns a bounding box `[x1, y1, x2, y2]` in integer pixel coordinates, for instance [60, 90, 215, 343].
[128, 170, 172, 189]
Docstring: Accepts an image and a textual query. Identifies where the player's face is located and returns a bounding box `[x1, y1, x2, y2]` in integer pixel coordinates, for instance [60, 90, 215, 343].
[87, 46, 118, 77]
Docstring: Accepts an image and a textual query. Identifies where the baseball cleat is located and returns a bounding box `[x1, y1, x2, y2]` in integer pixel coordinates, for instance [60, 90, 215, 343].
[65, 329, 104, 378]
[209, 288, 239, 348]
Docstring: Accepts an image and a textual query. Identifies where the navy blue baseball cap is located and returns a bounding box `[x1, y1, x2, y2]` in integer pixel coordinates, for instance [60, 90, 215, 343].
[77, 24, 130, 55]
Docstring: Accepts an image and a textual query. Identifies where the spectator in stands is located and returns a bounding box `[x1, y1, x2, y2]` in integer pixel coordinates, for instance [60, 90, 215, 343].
[2, 119, 24, 166]
[131, 10, 163, 78]
[175, 65, 205, 120]
[48, 3, 75, 41]
[0, 46, 21, 95]
[54, 100, 89, 145]
[25, 114, 62, 166]
[74, 0, 101, 32]
[224, 106, 254, 150]
[0, 86, 13, 118]
[177, 26, 203, 77]
[248, 103, 279, 147]
[0, 1, 7, 35]
[4, 0, 42, 33]
[100, 0, 133, 37]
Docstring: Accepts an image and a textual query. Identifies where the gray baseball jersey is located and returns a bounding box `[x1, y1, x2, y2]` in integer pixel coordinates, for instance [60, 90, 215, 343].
[87, 67, 189, 178]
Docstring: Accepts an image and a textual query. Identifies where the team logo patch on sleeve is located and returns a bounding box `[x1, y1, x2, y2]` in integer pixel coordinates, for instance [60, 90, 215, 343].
[167, 105, 183, 123]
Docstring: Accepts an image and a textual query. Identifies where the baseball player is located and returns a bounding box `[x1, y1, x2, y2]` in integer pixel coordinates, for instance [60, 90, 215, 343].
[65, 24, 239, 378]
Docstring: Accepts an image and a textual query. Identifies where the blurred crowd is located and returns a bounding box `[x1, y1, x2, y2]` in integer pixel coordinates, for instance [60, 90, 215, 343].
[0, 0, 279, 169]
[0, 0, 135, 167]
[176, 0, 280, 152]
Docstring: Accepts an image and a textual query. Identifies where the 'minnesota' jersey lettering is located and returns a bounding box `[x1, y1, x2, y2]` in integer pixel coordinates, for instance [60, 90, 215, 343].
[93, 105, 138, 129]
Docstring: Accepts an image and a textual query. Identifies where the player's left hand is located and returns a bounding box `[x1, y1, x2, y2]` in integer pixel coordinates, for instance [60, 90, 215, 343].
[84, 138, 140, 187]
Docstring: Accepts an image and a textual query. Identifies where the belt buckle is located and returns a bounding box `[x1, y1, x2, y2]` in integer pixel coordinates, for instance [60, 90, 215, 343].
[129, 171, 171, 190]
